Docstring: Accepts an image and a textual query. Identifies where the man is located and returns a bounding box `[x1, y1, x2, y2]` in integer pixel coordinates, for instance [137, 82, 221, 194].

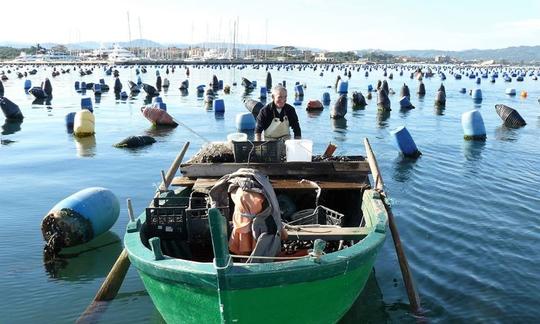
[255, 84, 301, 141]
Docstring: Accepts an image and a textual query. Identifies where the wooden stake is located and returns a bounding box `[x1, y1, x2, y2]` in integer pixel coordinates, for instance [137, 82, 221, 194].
[364, 138, 422, 315]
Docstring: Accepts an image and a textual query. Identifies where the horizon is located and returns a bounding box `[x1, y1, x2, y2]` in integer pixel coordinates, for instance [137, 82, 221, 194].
[3, 0, 540, 52]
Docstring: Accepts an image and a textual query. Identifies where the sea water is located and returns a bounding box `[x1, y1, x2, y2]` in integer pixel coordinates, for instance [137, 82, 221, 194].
[1, 64, 539, 323]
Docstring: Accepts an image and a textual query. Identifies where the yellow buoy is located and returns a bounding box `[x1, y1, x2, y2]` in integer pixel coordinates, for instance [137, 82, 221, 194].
[520, 91, 528, 98]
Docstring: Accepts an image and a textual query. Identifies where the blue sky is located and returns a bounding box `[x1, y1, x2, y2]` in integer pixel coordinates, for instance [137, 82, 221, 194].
[4, 0, 540, 51]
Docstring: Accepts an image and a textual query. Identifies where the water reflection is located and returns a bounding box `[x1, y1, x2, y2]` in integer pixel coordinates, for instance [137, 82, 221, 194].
[2, 119, 23, 135]
[434, 107, 445, 116]
[462, 140, 486, 161]
[145, 125, 176, 138]
[32, 98, 52, 106]
[340, 271, 389, 323]
[331, 117, 348, 133]
[399, 107, 413, 118]
[214, 112, 225, 120]
[494, 125, 519, 142]
[75, 135, 96, 157]
[392, 155, 418, 183]
[376, 110, 391, 128]
[43, 231, 122, 281]
[307, 109, 323, 118]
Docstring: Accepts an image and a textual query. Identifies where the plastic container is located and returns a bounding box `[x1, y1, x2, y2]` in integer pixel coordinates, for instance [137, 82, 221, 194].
[285, 139, 313, 162]
[461, 110, 486, 140]
[233, 141, 281, 163]
[505, 88, 516, 96]
[41, 187, 120, 248]
[471, 88, 482, 101]
[227, 132, 248, 143]
[213, 99, 225, 113]
[24, 79, 32, 91]
[235, 112, 256, 130]
[321, 92, 331, 105]
[390, 126, 421, 157]
[495, 104, 526, 128]
[81, 97, 93, 112]
[337, 80, 348, 94]
[73, 110, 95, 137]
[295, 84, 304, 97]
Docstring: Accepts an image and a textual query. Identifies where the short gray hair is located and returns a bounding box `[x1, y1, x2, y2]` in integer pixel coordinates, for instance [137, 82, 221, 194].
[272, 84, 287, 96]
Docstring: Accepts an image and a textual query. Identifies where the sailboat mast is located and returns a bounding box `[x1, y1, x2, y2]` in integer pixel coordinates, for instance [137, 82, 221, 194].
[138, 17, 143, 58]
[127, 11, 132, 50]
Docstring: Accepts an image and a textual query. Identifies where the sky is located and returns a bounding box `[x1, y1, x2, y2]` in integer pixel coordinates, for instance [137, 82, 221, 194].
[3, 0, 540, 51]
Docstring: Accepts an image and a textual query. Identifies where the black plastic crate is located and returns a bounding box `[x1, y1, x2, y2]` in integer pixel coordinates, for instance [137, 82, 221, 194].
[147, 194, 229, 243]
[146, 206, 188, 239]
[233, 141, 281, 163]
[185, 206, 229, 242]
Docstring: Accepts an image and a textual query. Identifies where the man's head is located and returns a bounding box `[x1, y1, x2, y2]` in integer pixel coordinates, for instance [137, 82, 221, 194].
[271, 85, 287, 108]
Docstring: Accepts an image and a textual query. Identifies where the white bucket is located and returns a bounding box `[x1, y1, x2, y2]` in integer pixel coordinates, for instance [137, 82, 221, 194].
[227, 132, 247, 142]
[285, 139, 313, 162]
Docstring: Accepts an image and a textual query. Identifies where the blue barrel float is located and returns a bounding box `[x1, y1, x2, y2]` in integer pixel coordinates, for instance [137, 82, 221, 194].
[322, 92, 331, 105]
[152, 96, 167, 110]
[495, 104, 526, 128]
[24, 79, 32, 92]
[213, 98, 225, 113]
[260, 87, 267, 99]
[337, 80, 348, 94]
[294, 84, 304, 97]
[461, 110, 486, 140]
[81, 97, 93, 112]
[390, 126, 421, 157]
[41, 187, 120, 257]
[236, 112, 256, 130]
[471, 88, 482, 102]
[65, 112, 76, 132]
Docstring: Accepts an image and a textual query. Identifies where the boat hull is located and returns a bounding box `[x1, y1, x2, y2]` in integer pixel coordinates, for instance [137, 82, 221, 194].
[136, 256, 377, 323]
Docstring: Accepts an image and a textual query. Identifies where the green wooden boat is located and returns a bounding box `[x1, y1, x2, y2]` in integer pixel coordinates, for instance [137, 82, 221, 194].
[124, 139, 390, 323]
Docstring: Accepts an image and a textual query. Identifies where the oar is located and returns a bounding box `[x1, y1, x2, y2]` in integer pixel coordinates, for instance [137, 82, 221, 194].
[363, 138, 422, 315]
[77, 142, 190, 323]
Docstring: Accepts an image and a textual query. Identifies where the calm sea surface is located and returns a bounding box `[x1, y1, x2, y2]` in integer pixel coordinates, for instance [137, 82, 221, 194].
[1, 63, 539, 323]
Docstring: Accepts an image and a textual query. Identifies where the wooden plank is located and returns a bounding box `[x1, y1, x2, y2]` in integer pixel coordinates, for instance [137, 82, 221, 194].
[171, 177, 369, 190]
[285, 226, 371, 241]
[179, 160, 370, 178]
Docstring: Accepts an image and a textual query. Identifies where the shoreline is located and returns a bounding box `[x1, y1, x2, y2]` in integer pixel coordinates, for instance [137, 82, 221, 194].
[0, 59, 539, 68]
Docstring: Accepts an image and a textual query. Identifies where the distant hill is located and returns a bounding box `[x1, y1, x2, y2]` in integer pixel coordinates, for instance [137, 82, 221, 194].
[1, 39, 539, 63]
[385, 46, 540, 63]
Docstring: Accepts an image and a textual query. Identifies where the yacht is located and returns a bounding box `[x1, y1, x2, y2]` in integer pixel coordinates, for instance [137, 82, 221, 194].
[108, 44, 139, 63]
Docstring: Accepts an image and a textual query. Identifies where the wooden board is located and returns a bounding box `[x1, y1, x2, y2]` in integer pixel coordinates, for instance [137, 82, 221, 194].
[171, 177, 369, 190]
[179, 160, 370, 178]
[285, 226, 371, 241]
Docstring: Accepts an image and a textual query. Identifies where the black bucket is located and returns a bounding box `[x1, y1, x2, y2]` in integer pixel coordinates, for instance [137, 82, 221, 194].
[495, 104, 526, 128]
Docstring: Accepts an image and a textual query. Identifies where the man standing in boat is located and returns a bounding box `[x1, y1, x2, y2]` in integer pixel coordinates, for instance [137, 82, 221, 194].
[255, 84, 301, 141]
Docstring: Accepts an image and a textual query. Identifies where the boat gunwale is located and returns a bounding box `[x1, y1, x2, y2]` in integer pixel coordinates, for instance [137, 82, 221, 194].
[124, 188, 388, 290]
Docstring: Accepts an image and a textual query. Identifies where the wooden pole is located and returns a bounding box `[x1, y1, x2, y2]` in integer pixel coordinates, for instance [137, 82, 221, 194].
[77, 142, 190, 322]
[364, 138, 422, 315]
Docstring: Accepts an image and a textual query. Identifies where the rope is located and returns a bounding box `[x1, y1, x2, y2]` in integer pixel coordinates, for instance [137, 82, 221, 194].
[173, 118, 211, 143]
[213, 255, 233, 270]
